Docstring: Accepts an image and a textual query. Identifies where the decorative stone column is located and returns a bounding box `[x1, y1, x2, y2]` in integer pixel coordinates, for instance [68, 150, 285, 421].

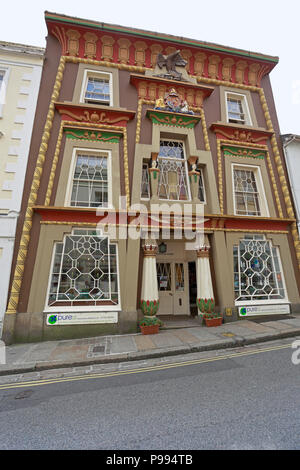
[188, 156, 200, 202]
[149, 152, 160, 203]
[140, 242, 159, 317]
[196, 245, 215, 314]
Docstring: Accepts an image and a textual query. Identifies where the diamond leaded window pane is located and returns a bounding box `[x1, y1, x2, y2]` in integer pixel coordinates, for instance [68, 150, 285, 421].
[157, 140, 190, 201]
[141, 163, 150, 199]
[71, 154, 108, 208]
[48, 233, 119, 307]
[233, 169, 261, 216]
[233, 235, 286, 302]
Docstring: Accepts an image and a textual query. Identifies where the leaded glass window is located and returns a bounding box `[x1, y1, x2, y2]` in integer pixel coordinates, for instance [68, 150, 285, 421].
[157, 263, 172, 291]
[48, 231, 119, 307]
[141, 162, 150, 199]
[233, 235, 286, 302]
[198, 169, 206, 203]
[157, 140, 190, 201]
[70, 153, 108, 208]
[85, 77, 110, 105]
[233, 168, 261, 216]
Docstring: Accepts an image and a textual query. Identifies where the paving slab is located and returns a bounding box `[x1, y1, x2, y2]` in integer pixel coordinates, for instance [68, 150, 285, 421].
[150, 332, 185, 349]
[238, 320, 277, 334]
[278, 318, 300, 328]
[185, 327, 221, 341]
[134, 335, 156, 351]
[109, 336, 137, 355]
[48, 344, 89, 362]
[171, 329, 201, 344]
[263, 321, 294, 331]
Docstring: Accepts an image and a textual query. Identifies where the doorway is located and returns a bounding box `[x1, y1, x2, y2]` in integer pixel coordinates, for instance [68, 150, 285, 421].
[157, 261, 190, 315]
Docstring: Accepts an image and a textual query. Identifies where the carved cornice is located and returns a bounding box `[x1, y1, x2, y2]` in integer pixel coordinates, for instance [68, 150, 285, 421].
[130, 73, 214, 106]
[147, 109, 201, 129]
[55, 102, 135, 127]
[211, 122, 273, 145]
[46, 13, 277, 86]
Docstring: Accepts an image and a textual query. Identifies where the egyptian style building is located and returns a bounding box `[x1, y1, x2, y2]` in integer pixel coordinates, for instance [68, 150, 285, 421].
[2, 11, 300, 343]
[0, 41, 44, 336]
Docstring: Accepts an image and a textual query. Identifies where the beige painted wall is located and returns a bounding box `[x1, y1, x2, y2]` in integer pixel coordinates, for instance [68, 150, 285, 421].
[55, 138, 121, 209]
[224, 152, 277, 217]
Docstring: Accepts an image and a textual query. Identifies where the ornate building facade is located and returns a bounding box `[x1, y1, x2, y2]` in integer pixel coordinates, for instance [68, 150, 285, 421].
[0, 41, 44, 336]
[2, 11, 300, 343]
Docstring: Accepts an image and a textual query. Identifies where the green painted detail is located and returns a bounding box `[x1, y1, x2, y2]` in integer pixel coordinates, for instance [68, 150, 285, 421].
[141, 299, 159, 316]
[45, 15, 278, 63]
[197, 298, 215, 314]
[223, 146, 265, 159]
[65, 128, 120, 143]
[147, 110, 200, 129]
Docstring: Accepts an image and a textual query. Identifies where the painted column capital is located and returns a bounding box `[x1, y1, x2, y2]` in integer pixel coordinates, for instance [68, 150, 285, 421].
[196, 245, 210, 258]
[142, 243, 158, 257]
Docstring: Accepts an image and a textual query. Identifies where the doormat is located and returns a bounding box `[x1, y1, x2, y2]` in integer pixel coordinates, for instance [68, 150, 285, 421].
[251, 315, 296, 324]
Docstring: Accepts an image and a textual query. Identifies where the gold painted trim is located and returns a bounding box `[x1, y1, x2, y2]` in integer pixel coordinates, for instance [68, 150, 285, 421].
[44, 120, 130, 209]
[258, 88, 300, 269]
[5, 55, 299, 319]
[136, 99, 155, 144]
[39, 221, 288, 234]
[5, 56, 66, 315]
[217, 139, 283, 219]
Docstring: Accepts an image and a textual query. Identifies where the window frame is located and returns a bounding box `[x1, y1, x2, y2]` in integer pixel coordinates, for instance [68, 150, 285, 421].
[0, 66, 10, 118]
[234, 235, 288, 306]
[140, 161, 150, 200]
[157, 138, 191, 202]
[44, 229, 121, 312]
[65, 147, 113, 209]
[198, 168, 206, 203]
[80, 69, 113, 106]
[225, 91, 252, 126]
[232, 163, 269, 217]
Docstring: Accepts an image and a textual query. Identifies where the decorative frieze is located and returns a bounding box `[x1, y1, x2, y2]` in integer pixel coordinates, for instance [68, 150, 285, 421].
[84, 32, 98, 59]
[65, 128, 121, 143]
[101, 35, 115, 61]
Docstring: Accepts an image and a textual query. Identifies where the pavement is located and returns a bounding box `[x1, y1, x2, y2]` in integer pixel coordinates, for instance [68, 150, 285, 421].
[1, 314, 300, 377]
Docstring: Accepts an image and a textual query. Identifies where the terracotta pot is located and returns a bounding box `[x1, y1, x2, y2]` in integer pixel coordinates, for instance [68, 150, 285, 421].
[140, 324, 160, 335]
[204, 317, 223, 327]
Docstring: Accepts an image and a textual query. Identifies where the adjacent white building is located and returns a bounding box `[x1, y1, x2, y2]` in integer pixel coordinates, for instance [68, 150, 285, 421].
[0, 41, 44, 333]
[282, 134, 300, 238]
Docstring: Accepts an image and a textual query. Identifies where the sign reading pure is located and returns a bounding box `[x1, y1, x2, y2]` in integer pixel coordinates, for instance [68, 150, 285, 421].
[47, 312, 118, 326]
[239, 305, 290, 317]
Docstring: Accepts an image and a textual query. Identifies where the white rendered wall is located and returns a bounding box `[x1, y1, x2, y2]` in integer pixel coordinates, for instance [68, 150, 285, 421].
[0, 49, 44, 334]
[283, 140, 300, 237]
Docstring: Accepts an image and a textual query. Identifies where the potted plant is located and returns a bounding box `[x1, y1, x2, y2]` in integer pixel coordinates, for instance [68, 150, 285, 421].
[202, 312, 223, 327]
[139, 316, 163, 335]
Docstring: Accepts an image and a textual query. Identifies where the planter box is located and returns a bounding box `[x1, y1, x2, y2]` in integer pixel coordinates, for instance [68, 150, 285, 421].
[140, 325, 160, 335]
[204, 317, 223, 327]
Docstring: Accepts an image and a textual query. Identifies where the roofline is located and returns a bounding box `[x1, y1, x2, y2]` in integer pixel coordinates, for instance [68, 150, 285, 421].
[0, 41, 44, 56]
[281, 134, 300, 146]
[45, 11, 279, 64]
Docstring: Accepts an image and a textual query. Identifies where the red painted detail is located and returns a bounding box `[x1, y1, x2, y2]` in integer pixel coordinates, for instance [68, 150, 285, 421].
[210, 123, 273, 145]
[45, 18, 277, 86]
[55, 102, 135, 127]
[34, 207, 292, 233]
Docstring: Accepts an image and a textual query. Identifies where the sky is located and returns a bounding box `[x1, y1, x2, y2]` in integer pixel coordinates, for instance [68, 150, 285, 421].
[1, 0, 300, 135]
